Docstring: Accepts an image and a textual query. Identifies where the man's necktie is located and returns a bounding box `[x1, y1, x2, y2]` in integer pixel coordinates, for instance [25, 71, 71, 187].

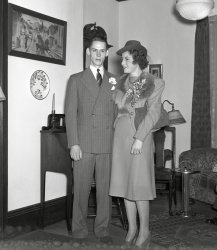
[96, 69, 102, 87]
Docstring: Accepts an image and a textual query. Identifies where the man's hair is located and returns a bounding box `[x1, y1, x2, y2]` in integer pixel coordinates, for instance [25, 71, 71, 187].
[89, 36, 109, 49]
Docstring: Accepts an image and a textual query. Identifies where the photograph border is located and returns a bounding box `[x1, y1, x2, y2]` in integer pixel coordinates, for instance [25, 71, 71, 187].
[8, 3, 67, 65]
[149, 64, 163, 78]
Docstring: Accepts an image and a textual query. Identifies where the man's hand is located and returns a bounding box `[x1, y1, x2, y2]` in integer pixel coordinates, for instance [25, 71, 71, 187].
[131, 139, 143, 155]
[70, 145, 82, 161]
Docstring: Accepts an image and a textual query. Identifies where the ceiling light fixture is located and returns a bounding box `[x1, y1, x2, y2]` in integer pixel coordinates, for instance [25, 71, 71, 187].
[176, 0, 214, 21]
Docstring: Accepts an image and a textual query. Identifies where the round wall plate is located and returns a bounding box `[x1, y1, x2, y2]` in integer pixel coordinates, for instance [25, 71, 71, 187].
[30, 70, 50, 100]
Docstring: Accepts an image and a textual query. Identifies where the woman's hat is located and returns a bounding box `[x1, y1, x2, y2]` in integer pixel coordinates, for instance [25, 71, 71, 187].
[116, 40, 147, 56]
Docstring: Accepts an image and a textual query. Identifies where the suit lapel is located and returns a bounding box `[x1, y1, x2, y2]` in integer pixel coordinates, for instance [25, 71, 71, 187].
[82, 68, 99, 99]
[100, 71, 112, 96]
[91, 71, 113, 112]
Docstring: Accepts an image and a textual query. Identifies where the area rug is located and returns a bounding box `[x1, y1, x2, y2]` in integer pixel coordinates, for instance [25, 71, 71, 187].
[149, 212, 217, 249]
[2, 212, 217, 250]
[111, 211, 217, 249]
[0, 230, 123, 250]
[175, 223, 217, 248]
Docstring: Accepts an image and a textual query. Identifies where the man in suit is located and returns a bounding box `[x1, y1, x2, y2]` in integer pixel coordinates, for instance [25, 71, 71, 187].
[65, 35, 116, 243]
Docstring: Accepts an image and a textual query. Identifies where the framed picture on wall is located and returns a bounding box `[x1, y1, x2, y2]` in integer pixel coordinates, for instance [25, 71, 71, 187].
[149, 64, 163, 78]
[8, 3, 67, 65]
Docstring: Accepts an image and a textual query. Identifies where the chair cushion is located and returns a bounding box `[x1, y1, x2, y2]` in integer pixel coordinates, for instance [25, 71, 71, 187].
[190, 171, 217, 204]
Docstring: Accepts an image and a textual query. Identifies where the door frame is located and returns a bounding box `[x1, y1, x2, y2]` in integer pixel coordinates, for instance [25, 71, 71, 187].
[0, 0, 8, 235]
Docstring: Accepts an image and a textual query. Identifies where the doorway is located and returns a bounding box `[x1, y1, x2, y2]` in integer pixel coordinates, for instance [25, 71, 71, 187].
[0, 0, 8, 236]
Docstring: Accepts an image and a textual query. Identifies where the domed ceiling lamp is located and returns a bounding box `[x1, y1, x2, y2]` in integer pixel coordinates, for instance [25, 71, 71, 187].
[176, 0, 215, 21]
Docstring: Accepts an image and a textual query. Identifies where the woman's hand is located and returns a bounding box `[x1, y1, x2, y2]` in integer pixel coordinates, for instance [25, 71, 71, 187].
[131, 139, 143, 154]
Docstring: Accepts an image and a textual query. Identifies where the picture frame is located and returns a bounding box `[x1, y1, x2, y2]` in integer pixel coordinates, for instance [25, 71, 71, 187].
[8, 3, 67, 65]
[149, 64, 163, 78]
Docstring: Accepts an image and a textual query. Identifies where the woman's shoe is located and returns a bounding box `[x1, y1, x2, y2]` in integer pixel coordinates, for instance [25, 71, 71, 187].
[122, 240, 134, 248]
[122, 230, 138, 248]
[134, 232, 151, 249]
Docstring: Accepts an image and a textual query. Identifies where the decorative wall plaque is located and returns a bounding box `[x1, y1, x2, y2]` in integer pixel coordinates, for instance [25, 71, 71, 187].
[30, 70, 50, 100]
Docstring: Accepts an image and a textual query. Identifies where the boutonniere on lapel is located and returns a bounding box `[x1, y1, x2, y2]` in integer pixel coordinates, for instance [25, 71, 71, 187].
[109, 77, 117, 90]
[126, 74, 155, 107]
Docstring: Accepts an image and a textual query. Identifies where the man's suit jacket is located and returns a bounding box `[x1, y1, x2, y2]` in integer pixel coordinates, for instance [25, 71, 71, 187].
[65, 67, 116, 154]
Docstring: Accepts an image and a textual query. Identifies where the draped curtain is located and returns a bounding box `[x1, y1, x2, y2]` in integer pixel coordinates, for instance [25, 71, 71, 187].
[209, 16, 217, 148]
[191, 18, 211, 149]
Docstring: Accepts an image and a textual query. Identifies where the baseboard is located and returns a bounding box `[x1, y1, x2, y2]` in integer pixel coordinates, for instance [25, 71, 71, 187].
[7, 195, 122, 231]
[7, 196, 68, 230]
[7, 176, 181, 230]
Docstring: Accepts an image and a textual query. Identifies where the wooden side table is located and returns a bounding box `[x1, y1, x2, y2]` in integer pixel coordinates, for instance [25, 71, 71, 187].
[40, 130, 73, 232]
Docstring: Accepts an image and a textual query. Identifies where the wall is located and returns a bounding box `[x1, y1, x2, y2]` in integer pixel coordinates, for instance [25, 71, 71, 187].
[119, 0, 196, 165]
[211, 0, 217, 16]
[8, 0, 83, 210]
[7, 0, 120, 212]
[8, 0, 214, 211]
[83, 0, 198, 166]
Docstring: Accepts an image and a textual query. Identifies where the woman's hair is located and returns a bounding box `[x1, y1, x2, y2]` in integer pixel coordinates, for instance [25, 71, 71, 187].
[129, 48, 149, 70]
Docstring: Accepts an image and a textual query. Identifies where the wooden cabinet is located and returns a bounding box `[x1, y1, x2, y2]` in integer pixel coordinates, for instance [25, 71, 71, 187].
[40, 130, 72, 232]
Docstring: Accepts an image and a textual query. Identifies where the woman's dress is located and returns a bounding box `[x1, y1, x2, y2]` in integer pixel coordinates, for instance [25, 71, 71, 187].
[109, 72, 165, 201]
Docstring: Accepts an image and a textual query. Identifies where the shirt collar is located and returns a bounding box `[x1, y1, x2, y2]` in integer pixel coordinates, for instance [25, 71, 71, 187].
[90, 65, 104, 79]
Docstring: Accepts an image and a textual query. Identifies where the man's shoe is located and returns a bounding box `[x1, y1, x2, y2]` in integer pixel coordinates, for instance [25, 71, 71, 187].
[98, 235, 113, 244]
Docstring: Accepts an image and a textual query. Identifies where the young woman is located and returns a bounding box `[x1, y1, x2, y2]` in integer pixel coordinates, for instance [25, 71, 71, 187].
[109, 40, 166, 249]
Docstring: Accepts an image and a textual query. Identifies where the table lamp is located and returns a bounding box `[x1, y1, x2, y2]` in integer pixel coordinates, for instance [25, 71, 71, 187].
[163, 100, 186, 125]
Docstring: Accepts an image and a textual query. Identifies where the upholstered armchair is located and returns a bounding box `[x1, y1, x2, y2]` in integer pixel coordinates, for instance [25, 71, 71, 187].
[179, 148, 217, 205]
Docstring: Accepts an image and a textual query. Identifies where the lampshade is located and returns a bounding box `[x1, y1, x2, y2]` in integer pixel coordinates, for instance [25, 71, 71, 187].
[176, 0, 214, 21]
[0, 86, 6, 101]
[168, 109, 186, 125]
[163, 100, 186, 125]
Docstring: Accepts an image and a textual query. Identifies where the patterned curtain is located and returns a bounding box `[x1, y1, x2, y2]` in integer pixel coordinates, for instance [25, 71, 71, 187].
[191, 18, 211, 149]
[209, 16, 217, 148]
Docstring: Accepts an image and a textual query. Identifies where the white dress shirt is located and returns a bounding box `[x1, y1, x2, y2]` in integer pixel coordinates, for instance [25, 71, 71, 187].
[90, 65, 104, 80]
